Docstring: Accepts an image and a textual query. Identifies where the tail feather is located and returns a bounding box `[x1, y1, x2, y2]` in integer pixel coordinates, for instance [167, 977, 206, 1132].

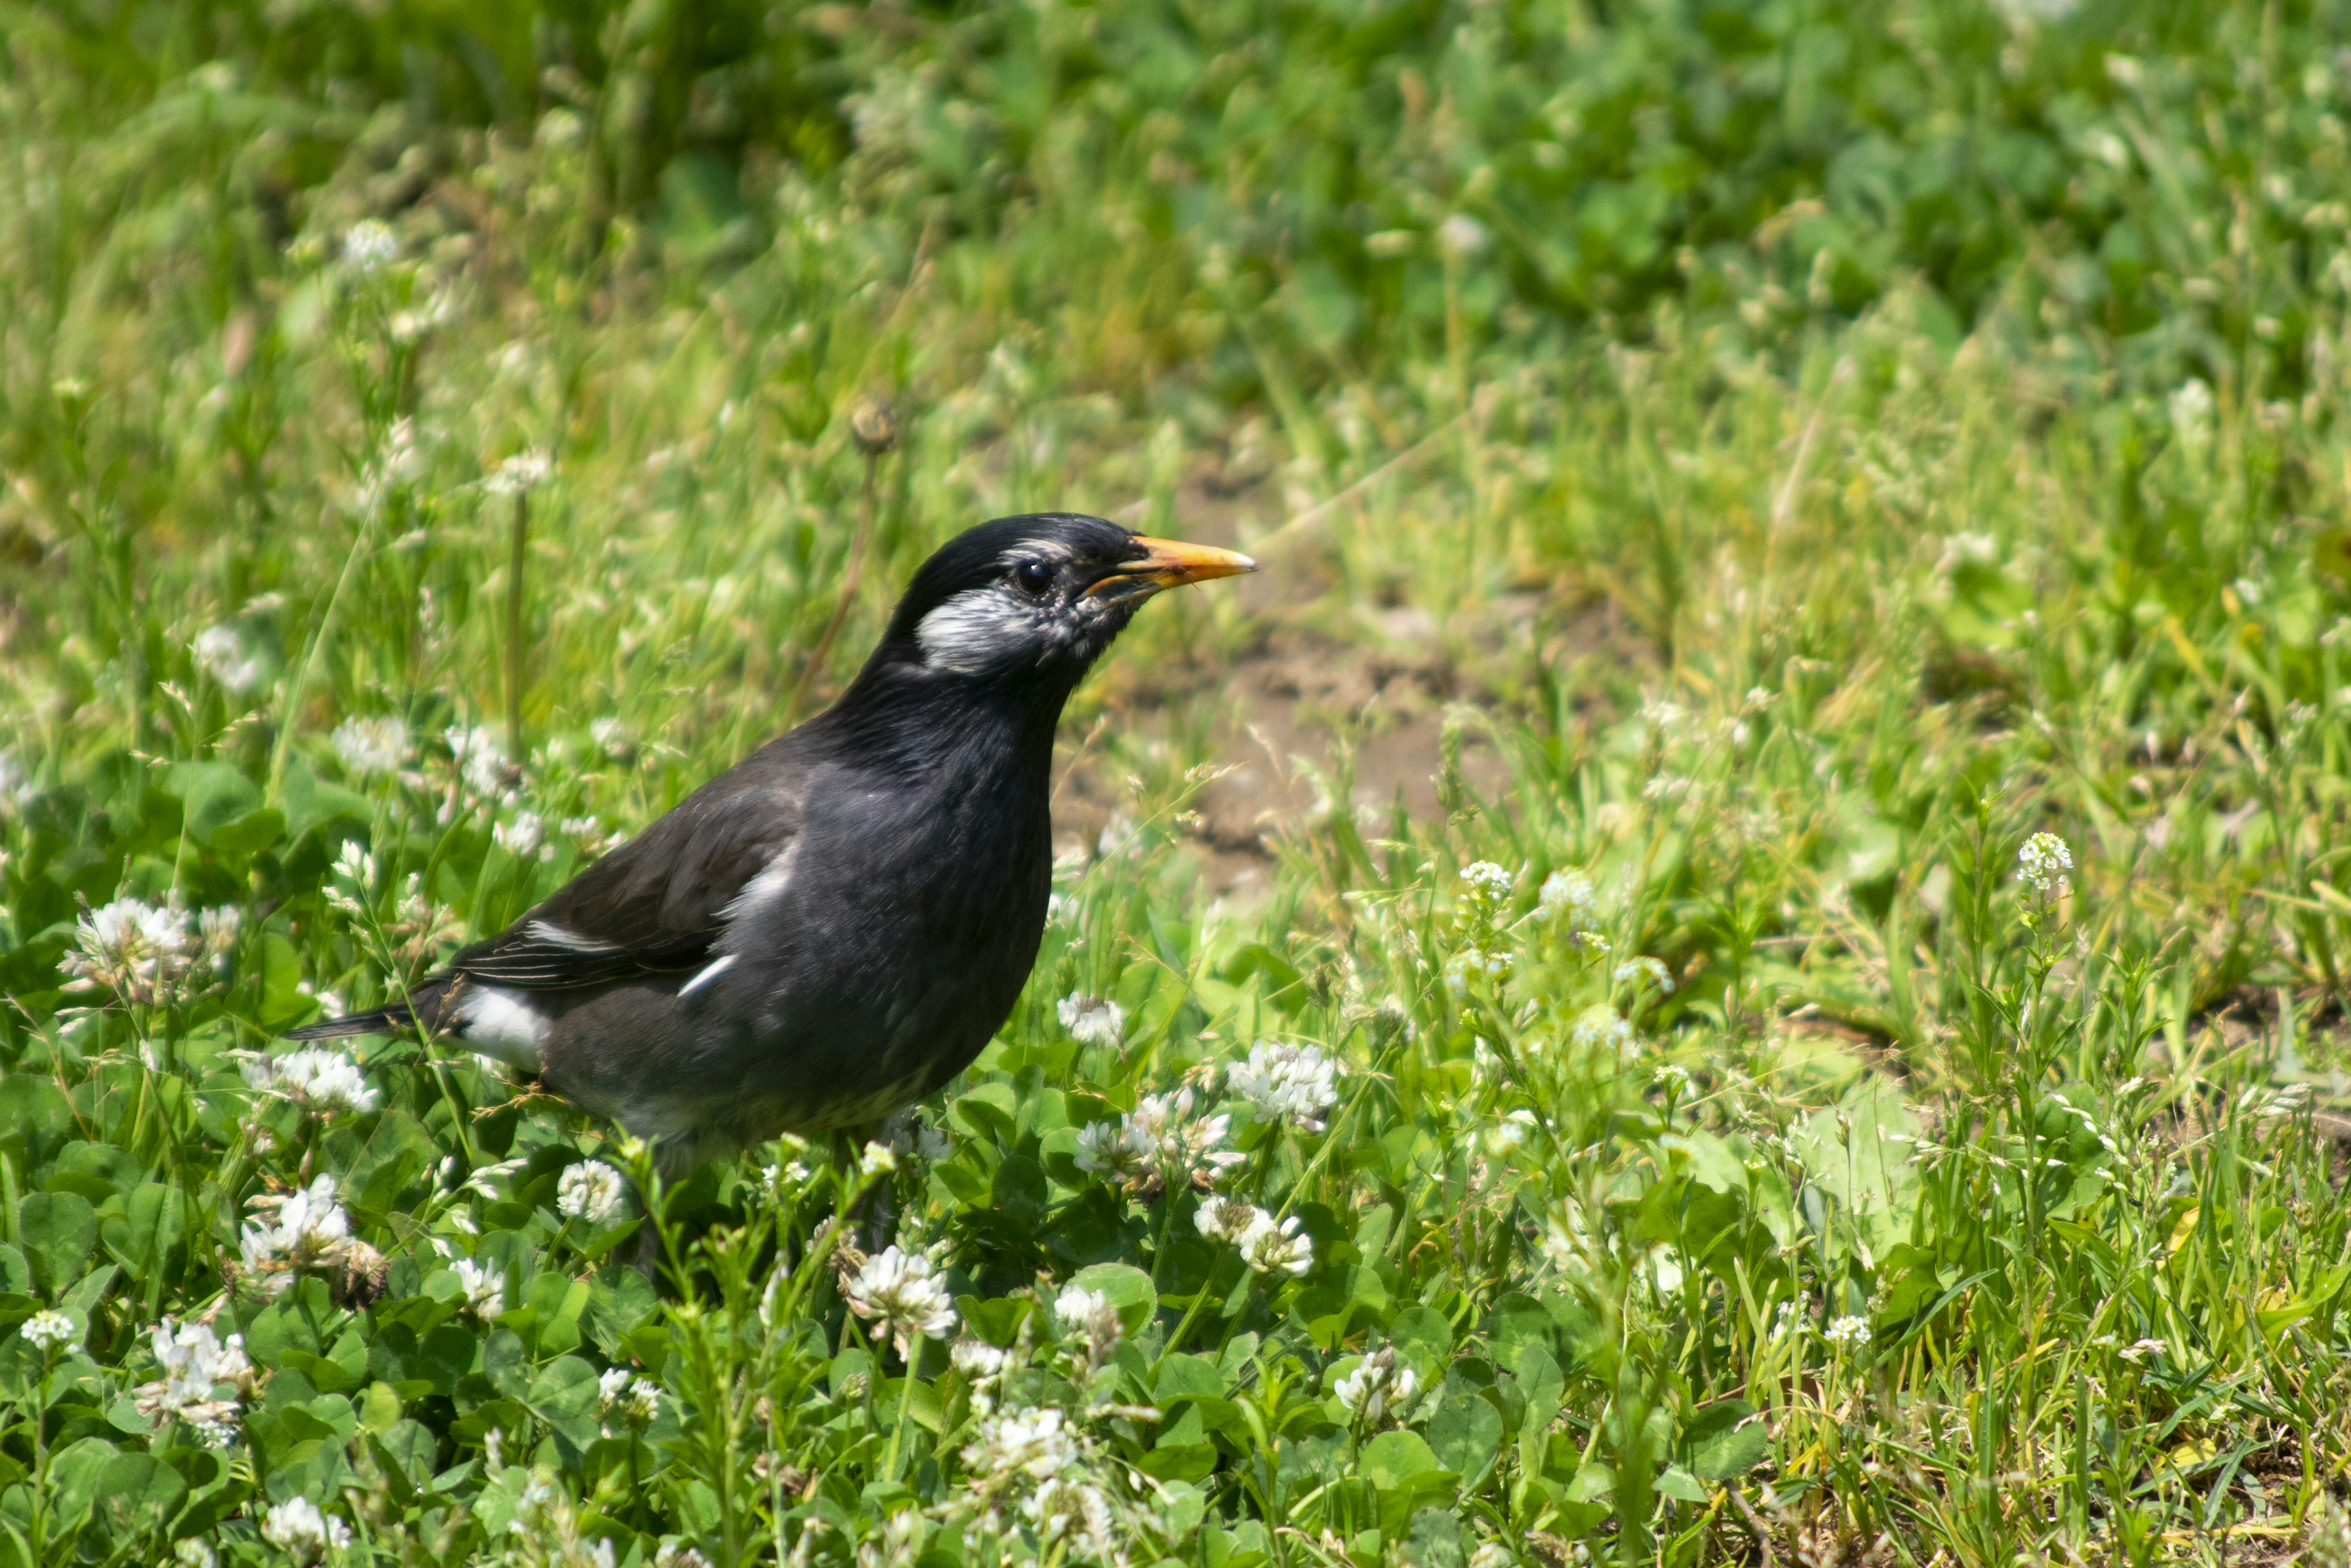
[285, 1002, 416, 1041]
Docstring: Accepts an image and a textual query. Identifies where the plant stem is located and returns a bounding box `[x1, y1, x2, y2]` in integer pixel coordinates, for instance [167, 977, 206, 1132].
[504, 490, 529, 760]
[794, 448, 882, 716]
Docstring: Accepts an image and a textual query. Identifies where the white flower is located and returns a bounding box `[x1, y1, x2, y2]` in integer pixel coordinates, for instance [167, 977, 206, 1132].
[1614, 956, 1674, 994]
[193, 624, 263, 692]
[1194, 1195, 1262, 1245]
[1439, 213, 1491, 257]
[1824, 1315, 1872, 1349]
[1570, 1003, 1634, 1054]
[1457, 860, 1514, 910]
[495, 811, 549, 860]
[2018, 832, 2073, 897]
[243, 1048, 378, 1118]
[1237, 1210, 1314, 1278]
[951, 1338, 1010, 1382]
[844, 1246, 957, 1359]
[1073, 1119, 1149, 1184]
[557, 1161, 626, 1223]
[1227, 1040, 1340, 1131]
[452, 1258, 505, 1318]
[239, 1175, 355, 1294]
[445, 724, 509, 801]
[341, 219, 399, 274]
[1053, 1283, 1122, 1368]
[1124, 1087, 1243, 1190]
[1057, 993, 1125, 1048]
[260, 1496, 351, 1564]
[2170, 377, 2215, 449]
[1538, 868, 1595, 921]
[961, 1405, 1077, 1481]
[20, 1310, 77, 1352]
[1468, 1544, 1512, 1568]
[653, 1547, 711, 1568]
[1333, 1345, 1416, 1424]
[485, 448, 555, 497]
[331, 716, 407, 778]
[1444, 946, 1513, 992]
[598, 1367, 660, 1431]
[1021, 1475, 1117, 1558]
[589, 717, 636, 760]
[858, 1141, 898, 1180]
[61, 896, 197, 1005]
[2119, 1337, 2167, 1364]
[135, 1318, 250, 1427]
[172, 1538, 219, 1568]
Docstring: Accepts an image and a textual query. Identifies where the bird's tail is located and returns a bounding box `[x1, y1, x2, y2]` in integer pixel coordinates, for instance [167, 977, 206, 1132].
[284, 1002, 416, 1041]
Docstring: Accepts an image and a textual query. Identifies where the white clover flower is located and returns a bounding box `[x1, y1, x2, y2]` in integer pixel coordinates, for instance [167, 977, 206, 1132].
[485, 448, 555, 497]
[1057, 993, 1125, 1048]
[1237, 1210, 1314, 1278]
[61, 896, 197, 1006]
[243, 1048, 378, 1119]
[557, 1161, 626, 1223]
[1193, 1195, 1262, 1245]
[1333, 1345, 1415, 1424]
[341, 219, 399, 274]
[445, 724, 509, 801]
[2170, 377, 2215, 448]
[495, 811, 550, 861]
[589, 717, 636, 760]
[1467, 1544, 1512, 1568]
[2018, 833, 2073, 897]
[331, 716, 407, 778]
[653, 1545, 711, 1568]
[1538, 868, 1595, 921]
[1073, 1119, 1150, 1184]
[260, 1496, 351, 1565]
[1120, 1087, 1244, 1191]
[1444, 946, 1513, 993]
[2118, 1337, 2167, 1364]
[1824, 1315, 1872, 1349]
[856, 1139, 899, 1180]
[951, 1338, 1010, 1382]
[598, 1366, 660, 1432]
[1227, 1040, 1340, 1132]
[961, 1405, 1078, 1481]
[135, 1318, 250, 1427]
[844, 1245, 958, 1360]
[172, 1538, 218, 1568]
[239, 1175, 355, 1295]
[1614, 956, 1674, 994]
[452, 1258, 504, 1318]
[20, 1310, 77, 1352]
[193, 624, 263, 692]
[1021, 1475, 1117, 1558]
[1054, 1283, 1122, 1370]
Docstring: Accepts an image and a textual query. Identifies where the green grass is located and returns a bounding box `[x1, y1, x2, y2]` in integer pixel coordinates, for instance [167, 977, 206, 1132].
[6, 1, 2351, 1565]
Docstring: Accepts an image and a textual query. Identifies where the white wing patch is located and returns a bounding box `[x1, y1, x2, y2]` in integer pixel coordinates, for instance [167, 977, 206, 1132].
[524, 918, 618, 952]
[721, 840, 800, 925]
[457, 986, 550, 1069]
[677, 952, 737, 997]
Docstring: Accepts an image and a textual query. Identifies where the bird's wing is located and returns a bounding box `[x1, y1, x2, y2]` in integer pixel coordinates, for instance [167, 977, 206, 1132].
[449, 764, 802, 992]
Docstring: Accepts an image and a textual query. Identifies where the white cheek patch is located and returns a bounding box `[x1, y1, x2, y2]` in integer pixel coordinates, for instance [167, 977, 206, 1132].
[916, 585, 1052, 674]
[457, 986, 549, 1070]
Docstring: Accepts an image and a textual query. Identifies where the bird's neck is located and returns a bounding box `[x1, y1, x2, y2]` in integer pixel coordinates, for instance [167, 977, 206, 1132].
[816, 659, 1074, 785]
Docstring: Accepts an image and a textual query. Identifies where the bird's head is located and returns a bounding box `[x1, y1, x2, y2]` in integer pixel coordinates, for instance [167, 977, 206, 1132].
[868, 513, 1255, 691]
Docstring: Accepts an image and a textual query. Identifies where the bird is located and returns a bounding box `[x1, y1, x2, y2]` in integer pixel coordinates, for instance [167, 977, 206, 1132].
[288, 512, 1254, 1178]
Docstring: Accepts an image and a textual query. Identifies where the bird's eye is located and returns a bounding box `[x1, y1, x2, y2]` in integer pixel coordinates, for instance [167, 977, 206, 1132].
[1014, 560, 1056, 597]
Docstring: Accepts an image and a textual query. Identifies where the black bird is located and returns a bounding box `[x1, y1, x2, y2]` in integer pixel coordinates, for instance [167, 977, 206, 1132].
[290, 514, 1253, 1174]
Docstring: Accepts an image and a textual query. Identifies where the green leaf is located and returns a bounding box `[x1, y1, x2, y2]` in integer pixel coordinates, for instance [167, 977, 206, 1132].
[1657, 1465, 1709, 1502]
[1683, 1400, 1768, 1479]
[94, 1450, 187, 1537]
[17, 1191, 96, 1294]
[1361, 1429, 1444, 1488]
[101, 1182, 186, 1277]
[526, 1355, 604, 1451]
[1428, 1393, 1504, 1487]
[168, 760, 263, 846]
[1067, 1262, 1157, 1335]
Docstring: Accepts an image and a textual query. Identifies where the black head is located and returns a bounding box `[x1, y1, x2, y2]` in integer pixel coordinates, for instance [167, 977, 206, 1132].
[861, 513, 1254, 692]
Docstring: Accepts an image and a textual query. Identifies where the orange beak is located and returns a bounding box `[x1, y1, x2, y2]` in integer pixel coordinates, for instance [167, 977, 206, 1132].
[1090, 536, 1258, 598]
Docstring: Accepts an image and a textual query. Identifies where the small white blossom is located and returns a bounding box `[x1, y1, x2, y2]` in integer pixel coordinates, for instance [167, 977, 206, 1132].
[1570, 1003, 1634, 1054]
[485, 448, 555, 497]
[495, 811, 550, 861]
[1614, 956, 1674, 994]
[1333, 1345, 1416, 1424]
[172, 1539, 218, 1568]
[1097, 1087, 1243, 1191]
[589, 718, 636, 760]
[2170, 377, 2215, 449]
[331, 716, 407, 778]
[342, 219, 399, 274]
[1457, 860, 1515, 920]
[1538, 868, 1596, 921]
[20, 1310, 77, 1352]
[1054, 1283, 1122, 1370]
[1444, 945, 1513, 992]
[952, 1338, 1010, 1382]
[243, 1048, 378, 1118]
[1439, 213, 1491, 257]
[1021, 1475, 1117, 1559]
[446, 724, 509, 802]
[961, 1405, 1078, 1481]
[1824, 1315, 1872, 1349]
[2018, 832, 2073, 897]
[260, 1496, 351, 1565]
[238, 1175, 356, 1295]
[61, 896, 197, 1006]
[1073, 1119, 1149, 1184]
[1057, 993, 1125, 1048]
[1227, 1040, 1340, 1131]
[452, 1258, 504, 1318]
[1468, 1544, 1512, 1568]
[193, 625, 263, 692]
[843, 1245, 958, 1360]
[557, 1161, 626, 1223]
[135, 1318, 250, 1427]
[598, 1366, 660, 1431]
[1237, 1210, 1314, 1278]
[2118, 1337, 2167, 1364]
[653, 1545, 711, 1568]
[1194, 1194, 1262, 1245]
